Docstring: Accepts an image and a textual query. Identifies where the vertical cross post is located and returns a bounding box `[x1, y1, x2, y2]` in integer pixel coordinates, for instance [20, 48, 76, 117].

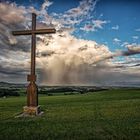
[31, 13, 36, 77]
[26, 13, 38, 108]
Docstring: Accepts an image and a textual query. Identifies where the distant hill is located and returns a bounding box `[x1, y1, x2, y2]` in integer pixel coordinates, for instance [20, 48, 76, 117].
[0, 82, 26, 88]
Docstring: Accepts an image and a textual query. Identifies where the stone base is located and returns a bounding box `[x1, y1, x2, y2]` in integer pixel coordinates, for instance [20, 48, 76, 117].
[23, 106, 41, 115]
[15, 106, 43, 117]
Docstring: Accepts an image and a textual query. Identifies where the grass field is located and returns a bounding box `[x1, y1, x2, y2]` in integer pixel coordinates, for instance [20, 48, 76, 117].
[0, 89, 140, 140]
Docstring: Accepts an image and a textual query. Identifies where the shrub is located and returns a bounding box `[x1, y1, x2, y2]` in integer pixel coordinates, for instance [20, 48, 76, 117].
[0, 88, 20, 97]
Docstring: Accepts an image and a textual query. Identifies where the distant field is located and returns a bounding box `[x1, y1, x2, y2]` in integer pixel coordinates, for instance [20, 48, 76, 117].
[0, 89, 140, 140]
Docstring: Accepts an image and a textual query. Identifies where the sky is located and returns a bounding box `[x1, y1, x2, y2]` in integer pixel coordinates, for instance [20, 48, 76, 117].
[0, 0, 140, 86]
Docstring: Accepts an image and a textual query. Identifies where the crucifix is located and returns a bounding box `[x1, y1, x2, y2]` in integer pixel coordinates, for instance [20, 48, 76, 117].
[12, 13, 56, 115]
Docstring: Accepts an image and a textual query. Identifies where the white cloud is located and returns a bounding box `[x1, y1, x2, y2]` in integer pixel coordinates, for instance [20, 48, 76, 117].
[0, 2, 26, 24]
[52, 0, 98, 27]
[113, 38, 121, 45]
[112, 25, 119, 30]
[127, 44, 140, 52]
[132, 36, 139, 40]
[135, 28, 140, 32]
[92, 20, 108, 29]
[80, 24, 96, 32]
[36, 33, 114, 84]
[121, 42, 129, 47]
[41, 0, 53, 10]
[80, 20, 109, 32]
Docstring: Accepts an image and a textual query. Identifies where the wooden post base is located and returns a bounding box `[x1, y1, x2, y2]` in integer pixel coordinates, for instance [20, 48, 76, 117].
[27, 81, 38, 107]
[15, 106, 43, 117]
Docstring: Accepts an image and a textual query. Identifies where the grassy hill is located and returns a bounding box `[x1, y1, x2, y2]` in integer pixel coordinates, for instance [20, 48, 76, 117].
[0, 89, 140, 140]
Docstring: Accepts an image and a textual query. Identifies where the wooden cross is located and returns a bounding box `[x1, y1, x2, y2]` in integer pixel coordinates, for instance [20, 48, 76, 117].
[12, 13, 56, 115]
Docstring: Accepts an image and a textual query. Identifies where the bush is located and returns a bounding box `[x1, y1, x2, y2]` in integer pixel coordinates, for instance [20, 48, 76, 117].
[48, 93, 53, 96]
[0, 88, 20, 97]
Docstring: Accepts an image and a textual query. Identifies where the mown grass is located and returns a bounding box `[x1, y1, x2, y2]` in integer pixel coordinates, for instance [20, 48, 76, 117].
[0, 89, 140, 140]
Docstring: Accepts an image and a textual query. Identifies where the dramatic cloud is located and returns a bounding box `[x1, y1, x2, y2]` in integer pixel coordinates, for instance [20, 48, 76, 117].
[32, 34, 140, 85]
[0, 3, 26, 24]
[36, 32, 114, 84]
[0, 0, 140, 86]
[127, 44, 140, 53]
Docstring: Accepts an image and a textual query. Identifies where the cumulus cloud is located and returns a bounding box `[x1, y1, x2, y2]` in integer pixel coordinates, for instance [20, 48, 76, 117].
[0, 2, 32, 52]
[0, 2, 26, 24]
[36, 33, 140, 85]
[127, 44, 140, 53]
[35, 32, 114, 84]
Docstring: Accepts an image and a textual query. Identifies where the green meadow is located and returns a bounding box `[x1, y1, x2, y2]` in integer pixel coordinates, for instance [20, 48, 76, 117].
[0, 89, 140, 140]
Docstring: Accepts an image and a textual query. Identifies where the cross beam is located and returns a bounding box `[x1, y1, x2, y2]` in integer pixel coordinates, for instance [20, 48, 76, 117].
[12, 13, 56, 115]
[12, 29, 56, 35]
